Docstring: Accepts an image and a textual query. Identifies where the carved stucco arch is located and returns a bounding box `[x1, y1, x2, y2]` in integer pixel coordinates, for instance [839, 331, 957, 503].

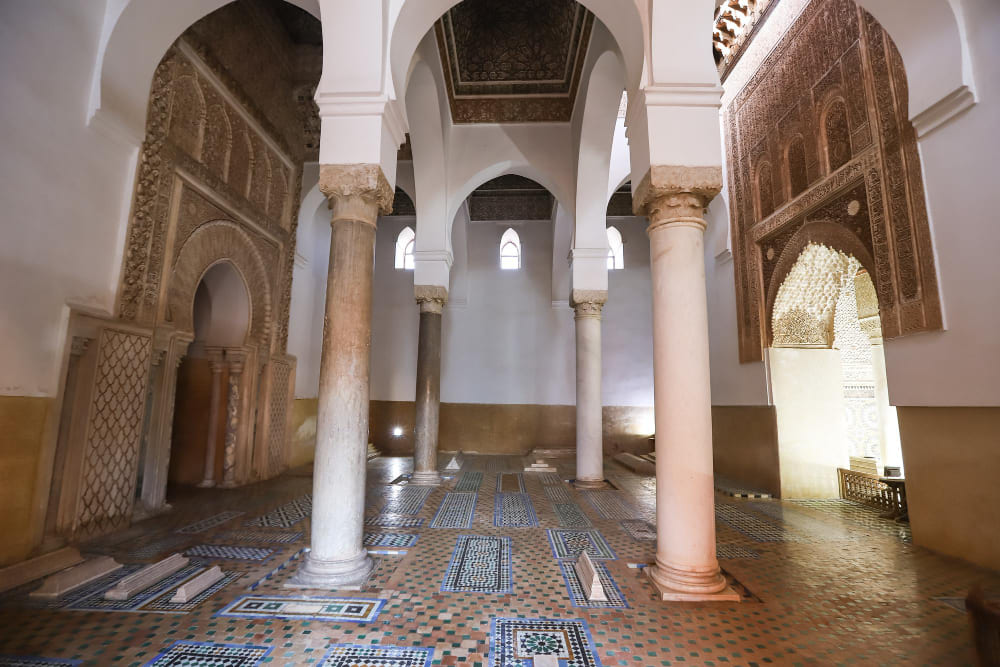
[765, 221, 876, 347]
[167, 220, 272, 348]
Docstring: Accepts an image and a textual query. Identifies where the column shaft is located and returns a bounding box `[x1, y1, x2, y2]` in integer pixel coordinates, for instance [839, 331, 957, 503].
[411, 294, 445, 486]
[199, 354, 225, 488]
[573, 296, 605, 488]
[289, 164, 391, 589]
[635, 167, 738, 601]
[220, 354, 244, 488]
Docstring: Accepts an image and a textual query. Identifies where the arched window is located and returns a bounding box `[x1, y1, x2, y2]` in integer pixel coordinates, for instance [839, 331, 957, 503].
[606, 226, 624, 270]
[394, 226, 415, 270]
[756, 162, 775, 220]
[786, 137, 808, 198]
[823, 99, 851, 173]
[499, 228, 521, 270]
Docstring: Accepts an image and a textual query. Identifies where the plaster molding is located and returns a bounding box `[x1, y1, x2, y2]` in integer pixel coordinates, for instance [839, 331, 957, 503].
[293, 251, 308, 269]
[413, 249, 454, 268]
[910, 85, 976, 138]
[318, 164, 394, 225]
[313, 93, 408, 147]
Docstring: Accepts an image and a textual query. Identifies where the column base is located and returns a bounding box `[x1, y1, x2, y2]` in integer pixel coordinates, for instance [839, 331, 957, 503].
[409, 470, 442, 486]
[573, 478, 610, 490]
[645, 561, 741, 602]
[197, 480, 216, 488]
[285, 550, 374, 591]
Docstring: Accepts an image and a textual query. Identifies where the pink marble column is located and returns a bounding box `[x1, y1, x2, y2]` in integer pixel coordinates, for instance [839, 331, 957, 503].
[288, 165, 393, 590]
[634, 166, 739, 601]
[198, 349, 226, 488]
[572, 290, 607, 489]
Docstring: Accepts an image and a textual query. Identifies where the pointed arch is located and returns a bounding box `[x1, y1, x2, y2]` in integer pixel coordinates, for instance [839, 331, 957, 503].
[395, 226, 415, 270]
[500, 228, 521, 270]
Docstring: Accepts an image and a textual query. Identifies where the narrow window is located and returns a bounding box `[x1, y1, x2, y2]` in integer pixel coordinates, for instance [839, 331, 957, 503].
[394, 226, 415, 270]
[500, 228, 521, 270]
[607, 226, 624, 270]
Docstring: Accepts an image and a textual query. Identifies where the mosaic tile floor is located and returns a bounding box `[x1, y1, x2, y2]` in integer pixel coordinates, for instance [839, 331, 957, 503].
[1, 454, 997, 666]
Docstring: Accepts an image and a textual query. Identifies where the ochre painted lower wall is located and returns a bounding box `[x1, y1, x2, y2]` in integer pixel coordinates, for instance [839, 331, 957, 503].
[0, 396, 50, 567]
[169, 358, 226, 486]
[711, 406, 781, 497]
[290, 400, 654, 461]
[898, 407, 1000, 572]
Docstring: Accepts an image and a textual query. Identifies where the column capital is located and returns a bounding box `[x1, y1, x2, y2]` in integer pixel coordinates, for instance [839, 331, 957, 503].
[571, 289, 607, 320]
[319, 164, 394, 228]
[415, 284, 449, 315]
[225, 349, 248, 375]
[632, 166, 722, 234]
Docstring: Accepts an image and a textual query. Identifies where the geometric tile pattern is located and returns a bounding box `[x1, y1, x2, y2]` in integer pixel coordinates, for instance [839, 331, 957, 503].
[714, 503, 798, 542]
[217, 595, 384, 623]
[544, 486, 573, 503]
[247, 548, 306, 591]
[183, 545, 274, 561]
[363, 533, 419, 548]
[580, 491, 635, 520]
[789, 499, 912, 543]
[537, 473, 563, 486]
[142, 641, 271, 666]
[244, 496, 311, 528]
[215, 530, 303, 544]
[553, 503, 592, 528]
[0, 658, 82, 666]
[139, 571, 243, 613]
[716, 544, 761, 559]
[548, 528, 617, 560]
[442, 535, 512, 594]
[747, 501, 854, 541]
[364, 515, 425, 528]
[381, 486, 432, 515]
[430, 493, 477, 529]
[558, 561, 629, 609]
[619, 519, 656, 541]
[319, 644, 434, 667]
[493, 493, 538, 528]
[127, 535, 190, 559]
[454, 472, 483, 493]
[547, 530, 616, 561]
[491, 617, 602, 667]
[176, 511, 245, 534]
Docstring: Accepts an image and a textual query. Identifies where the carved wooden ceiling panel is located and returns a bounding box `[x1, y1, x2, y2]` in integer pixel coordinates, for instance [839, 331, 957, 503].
[435, 0, 595, 123]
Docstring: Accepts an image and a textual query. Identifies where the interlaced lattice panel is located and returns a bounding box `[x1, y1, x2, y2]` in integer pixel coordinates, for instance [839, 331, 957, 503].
[76, 328, 152, 537]
[266, 359, 292, 477]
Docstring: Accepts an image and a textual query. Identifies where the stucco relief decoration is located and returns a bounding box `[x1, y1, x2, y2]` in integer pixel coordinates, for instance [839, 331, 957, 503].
[435, 0, 594, 123]
[771, 243, 856, 347]
[724, 0, 941, 362]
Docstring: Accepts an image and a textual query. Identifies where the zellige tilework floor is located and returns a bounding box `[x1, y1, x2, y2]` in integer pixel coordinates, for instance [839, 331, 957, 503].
[0, 454, 997, 666]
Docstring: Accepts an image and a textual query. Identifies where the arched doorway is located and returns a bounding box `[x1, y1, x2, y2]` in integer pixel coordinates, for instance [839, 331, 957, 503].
[168, 262, 250, 495]
[768, 242, 902, 498]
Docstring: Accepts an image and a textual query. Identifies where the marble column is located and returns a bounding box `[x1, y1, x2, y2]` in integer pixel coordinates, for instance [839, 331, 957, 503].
[410, 286, 447, 486]
[633, 166, 739, 601]
[198, 349, 226, 488]
[572, 290, 607, 489]
[219, 350, 245, 489]
[140, 333, 192, 510]
[288, 164, 393, 589]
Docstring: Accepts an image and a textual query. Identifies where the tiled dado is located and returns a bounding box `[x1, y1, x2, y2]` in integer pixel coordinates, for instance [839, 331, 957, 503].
[0, 456, 997, 666]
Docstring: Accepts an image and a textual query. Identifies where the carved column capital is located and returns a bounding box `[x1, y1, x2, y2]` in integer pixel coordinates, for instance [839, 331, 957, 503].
[319, 164, 394, 228]
[571, 289, 607, 320]
[226, 349, 247, 376]
[415, 285, 449, 315]
[632, 166, 723, 234]
[70, 336, 93, 357]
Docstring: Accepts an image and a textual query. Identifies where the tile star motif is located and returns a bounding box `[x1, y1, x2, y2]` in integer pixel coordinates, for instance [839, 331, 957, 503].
[244, 496, 311, 528]
[491, 618, 602, 667]
[217, 595, 384, 622]
[430, 492, 477, 529]
[494, 493, 538, 527]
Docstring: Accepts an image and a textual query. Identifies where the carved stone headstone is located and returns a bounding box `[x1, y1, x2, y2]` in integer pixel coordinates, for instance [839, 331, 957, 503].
[573, 551, 607, 602]
[104, 553, 189, 601]
[169, 565, 224, 603]
[30, 556, 122, 599]
[0, 547, 84, 594]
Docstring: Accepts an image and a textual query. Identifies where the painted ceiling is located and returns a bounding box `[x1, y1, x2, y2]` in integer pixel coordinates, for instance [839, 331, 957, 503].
[435, 0, 595, 123]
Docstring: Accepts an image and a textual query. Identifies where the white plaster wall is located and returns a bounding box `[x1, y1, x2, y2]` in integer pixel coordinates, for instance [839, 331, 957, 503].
[882, 0, 1000, 407]
[0, 1, 138, 396]
[289, 207, 654, 407]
